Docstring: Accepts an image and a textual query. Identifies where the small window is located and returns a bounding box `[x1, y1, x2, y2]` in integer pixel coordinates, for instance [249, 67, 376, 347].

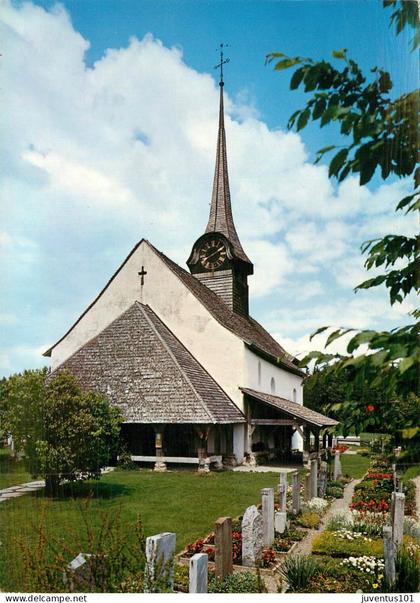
[270, 377, 276, 394]
[258, 361, 261, 385]
[293, 388, 297, 403]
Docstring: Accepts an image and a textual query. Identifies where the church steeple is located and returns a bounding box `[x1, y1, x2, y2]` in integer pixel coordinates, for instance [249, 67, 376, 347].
[205, 79, 252, 266]
[187, 47, 253, 316]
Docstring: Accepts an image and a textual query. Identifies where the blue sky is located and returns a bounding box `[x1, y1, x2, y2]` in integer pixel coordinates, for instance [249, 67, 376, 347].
[0, 0, 417, 376]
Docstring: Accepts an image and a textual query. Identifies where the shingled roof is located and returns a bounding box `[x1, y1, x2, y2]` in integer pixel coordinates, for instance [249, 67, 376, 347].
[240, 388, 339, 428]
[151, 244, 304, 376]
[52, 302, 245, 425]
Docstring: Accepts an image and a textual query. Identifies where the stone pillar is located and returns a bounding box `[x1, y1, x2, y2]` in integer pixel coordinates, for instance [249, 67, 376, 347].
[233, 424, 245, 464]
[318, 461, 328, 497]
[215, 517, 232, 580]
[278, 471, 288, 512]
[310, 459, 318, 499]
[189, 553, 208, 593]
[333, 451, 342, 481]
[245, 424, 257, 466]
[392, 463, 397, 491]
[241, 505, 263, 566]
[144, 532, 176, 593]
[304, 473, 311, 502]
[292, 471, 301, 515]
[197, 448, 210, 474]
[383, 525, 396, 587]
[261, 488, 275, 547]
[154, 429, 166, 472]
[392, 492, 405, 549]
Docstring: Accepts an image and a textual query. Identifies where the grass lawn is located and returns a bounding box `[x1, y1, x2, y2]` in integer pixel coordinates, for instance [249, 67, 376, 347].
[0, 448, 31, 489]
[402, 465, 420, 481]
[340, 453, 370, 479]
[0, 468, 282, 591]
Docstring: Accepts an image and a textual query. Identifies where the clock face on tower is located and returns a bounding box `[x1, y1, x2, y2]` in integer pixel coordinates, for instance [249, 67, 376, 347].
[198, 238, 227, 270]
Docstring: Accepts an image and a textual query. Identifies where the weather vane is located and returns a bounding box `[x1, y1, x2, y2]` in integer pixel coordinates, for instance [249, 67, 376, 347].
[215, 43, 230, 86]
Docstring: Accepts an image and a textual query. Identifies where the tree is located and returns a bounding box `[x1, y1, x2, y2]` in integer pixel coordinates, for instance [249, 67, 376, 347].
[2, 369, 122, 496]
[267, 1, 419, 446]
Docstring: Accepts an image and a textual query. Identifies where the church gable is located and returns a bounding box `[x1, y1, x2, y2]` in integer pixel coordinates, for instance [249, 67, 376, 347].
[53, 302, 245, 424]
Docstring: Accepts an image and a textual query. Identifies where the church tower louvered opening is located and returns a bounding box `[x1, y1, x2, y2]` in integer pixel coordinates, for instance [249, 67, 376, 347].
[187, 53, 253, 316]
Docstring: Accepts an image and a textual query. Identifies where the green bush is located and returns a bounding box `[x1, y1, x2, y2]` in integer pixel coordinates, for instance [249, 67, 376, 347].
[174, 565, 189, 593]
[285, 528, 307, 542]
[208, 571, 264, 593]
[392, 542, 420, 593]
[278, 555, 319, 592]
[312, 531, 383, 558]
[297, 512, 321, 529]
[327, 480, 344, 489]
[326, 486, 344, 498]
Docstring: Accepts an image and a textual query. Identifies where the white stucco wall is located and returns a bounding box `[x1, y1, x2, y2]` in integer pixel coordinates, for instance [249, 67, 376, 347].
[243, 348, 303, 404]
[244, 347, 304, 451]
[49, 240, 246, 409]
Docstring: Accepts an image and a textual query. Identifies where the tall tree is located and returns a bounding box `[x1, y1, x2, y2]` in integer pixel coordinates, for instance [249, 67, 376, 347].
[267, 1, 419, 441]
[2, 369, 122, 496]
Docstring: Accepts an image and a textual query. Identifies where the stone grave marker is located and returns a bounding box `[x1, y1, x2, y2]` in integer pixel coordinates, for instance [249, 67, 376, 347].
[189, 553, 208, 593]
[333, 451, 342, 481]
[310, 459, 318, 499]
[318, 461, 328, 497]
[274, 511, 287, 534]
[261, 487, 275, 547]
[292, 471, 301, 515]
[241, 505, 263, 566]
[144, 532, 176, 593]
[304, 473, 311, 501]
[215, 517, 232, 579]
[278, 471, 288, 512]
[383, 525, 395, 587]
[392, 492, 405, 549]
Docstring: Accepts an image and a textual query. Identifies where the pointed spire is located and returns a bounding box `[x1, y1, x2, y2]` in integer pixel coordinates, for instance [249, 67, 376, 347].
[205, 66, 252, 265]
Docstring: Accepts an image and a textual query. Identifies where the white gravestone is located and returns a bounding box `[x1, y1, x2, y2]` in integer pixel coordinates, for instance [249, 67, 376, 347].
[144, 532, 176, 593]
[274, 511, 287, 535]
[241, 505, 263, 566]
[261, 487, 275, 547]
[189, 553, 208, 593]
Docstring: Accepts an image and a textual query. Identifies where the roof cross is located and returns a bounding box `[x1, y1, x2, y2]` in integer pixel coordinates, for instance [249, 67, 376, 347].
[138, 266, 147, 285]
[214, 43, 230, 86]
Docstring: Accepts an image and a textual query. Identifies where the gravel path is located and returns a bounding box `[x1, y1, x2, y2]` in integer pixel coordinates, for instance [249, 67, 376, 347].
[292, 478, 361, 555]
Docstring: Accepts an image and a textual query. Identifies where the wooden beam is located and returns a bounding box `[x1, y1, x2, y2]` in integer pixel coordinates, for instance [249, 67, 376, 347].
[250, 419, 296, 426]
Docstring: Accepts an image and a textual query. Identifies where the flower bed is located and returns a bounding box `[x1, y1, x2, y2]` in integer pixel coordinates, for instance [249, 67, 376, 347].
[312, 530, 384, 558]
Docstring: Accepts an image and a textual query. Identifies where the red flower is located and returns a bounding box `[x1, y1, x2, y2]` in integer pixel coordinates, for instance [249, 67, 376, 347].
[367, 404, 375, 412]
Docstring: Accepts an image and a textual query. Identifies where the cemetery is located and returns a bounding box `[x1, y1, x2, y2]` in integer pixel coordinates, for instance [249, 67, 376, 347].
[1, 438, 418, 593]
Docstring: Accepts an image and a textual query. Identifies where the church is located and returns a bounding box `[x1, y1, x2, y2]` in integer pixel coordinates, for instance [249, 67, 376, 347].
[43, 67, 337, 471]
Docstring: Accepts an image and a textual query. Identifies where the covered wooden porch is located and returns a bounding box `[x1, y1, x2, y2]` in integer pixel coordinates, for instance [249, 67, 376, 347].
[240, 387, 339, 466]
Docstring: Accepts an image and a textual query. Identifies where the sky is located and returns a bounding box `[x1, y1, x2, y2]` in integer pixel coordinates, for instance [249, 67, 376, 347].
[0, 0, 417, 377]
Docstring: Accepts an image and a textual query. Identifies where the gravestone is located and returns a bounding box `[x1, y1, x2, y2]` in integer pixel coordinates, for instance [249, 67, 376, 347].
[278, 471, 288, 512]
[241, 505, 263, 566]
[144, 532, 176, 593]
[274, 511, 287, 535]
[292, 472, 301, 515]
[215, 517, 232, 579]
[189, 553, 208, 593]
[383, 525, 396, 587]
[304, 473, 311, 501]
[392, 492, 405, 549]
[310, 459, 318, 499]
[261, 487, 275, 547]
[333, 451, 342, 481]
[318, 461, 328, 497]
